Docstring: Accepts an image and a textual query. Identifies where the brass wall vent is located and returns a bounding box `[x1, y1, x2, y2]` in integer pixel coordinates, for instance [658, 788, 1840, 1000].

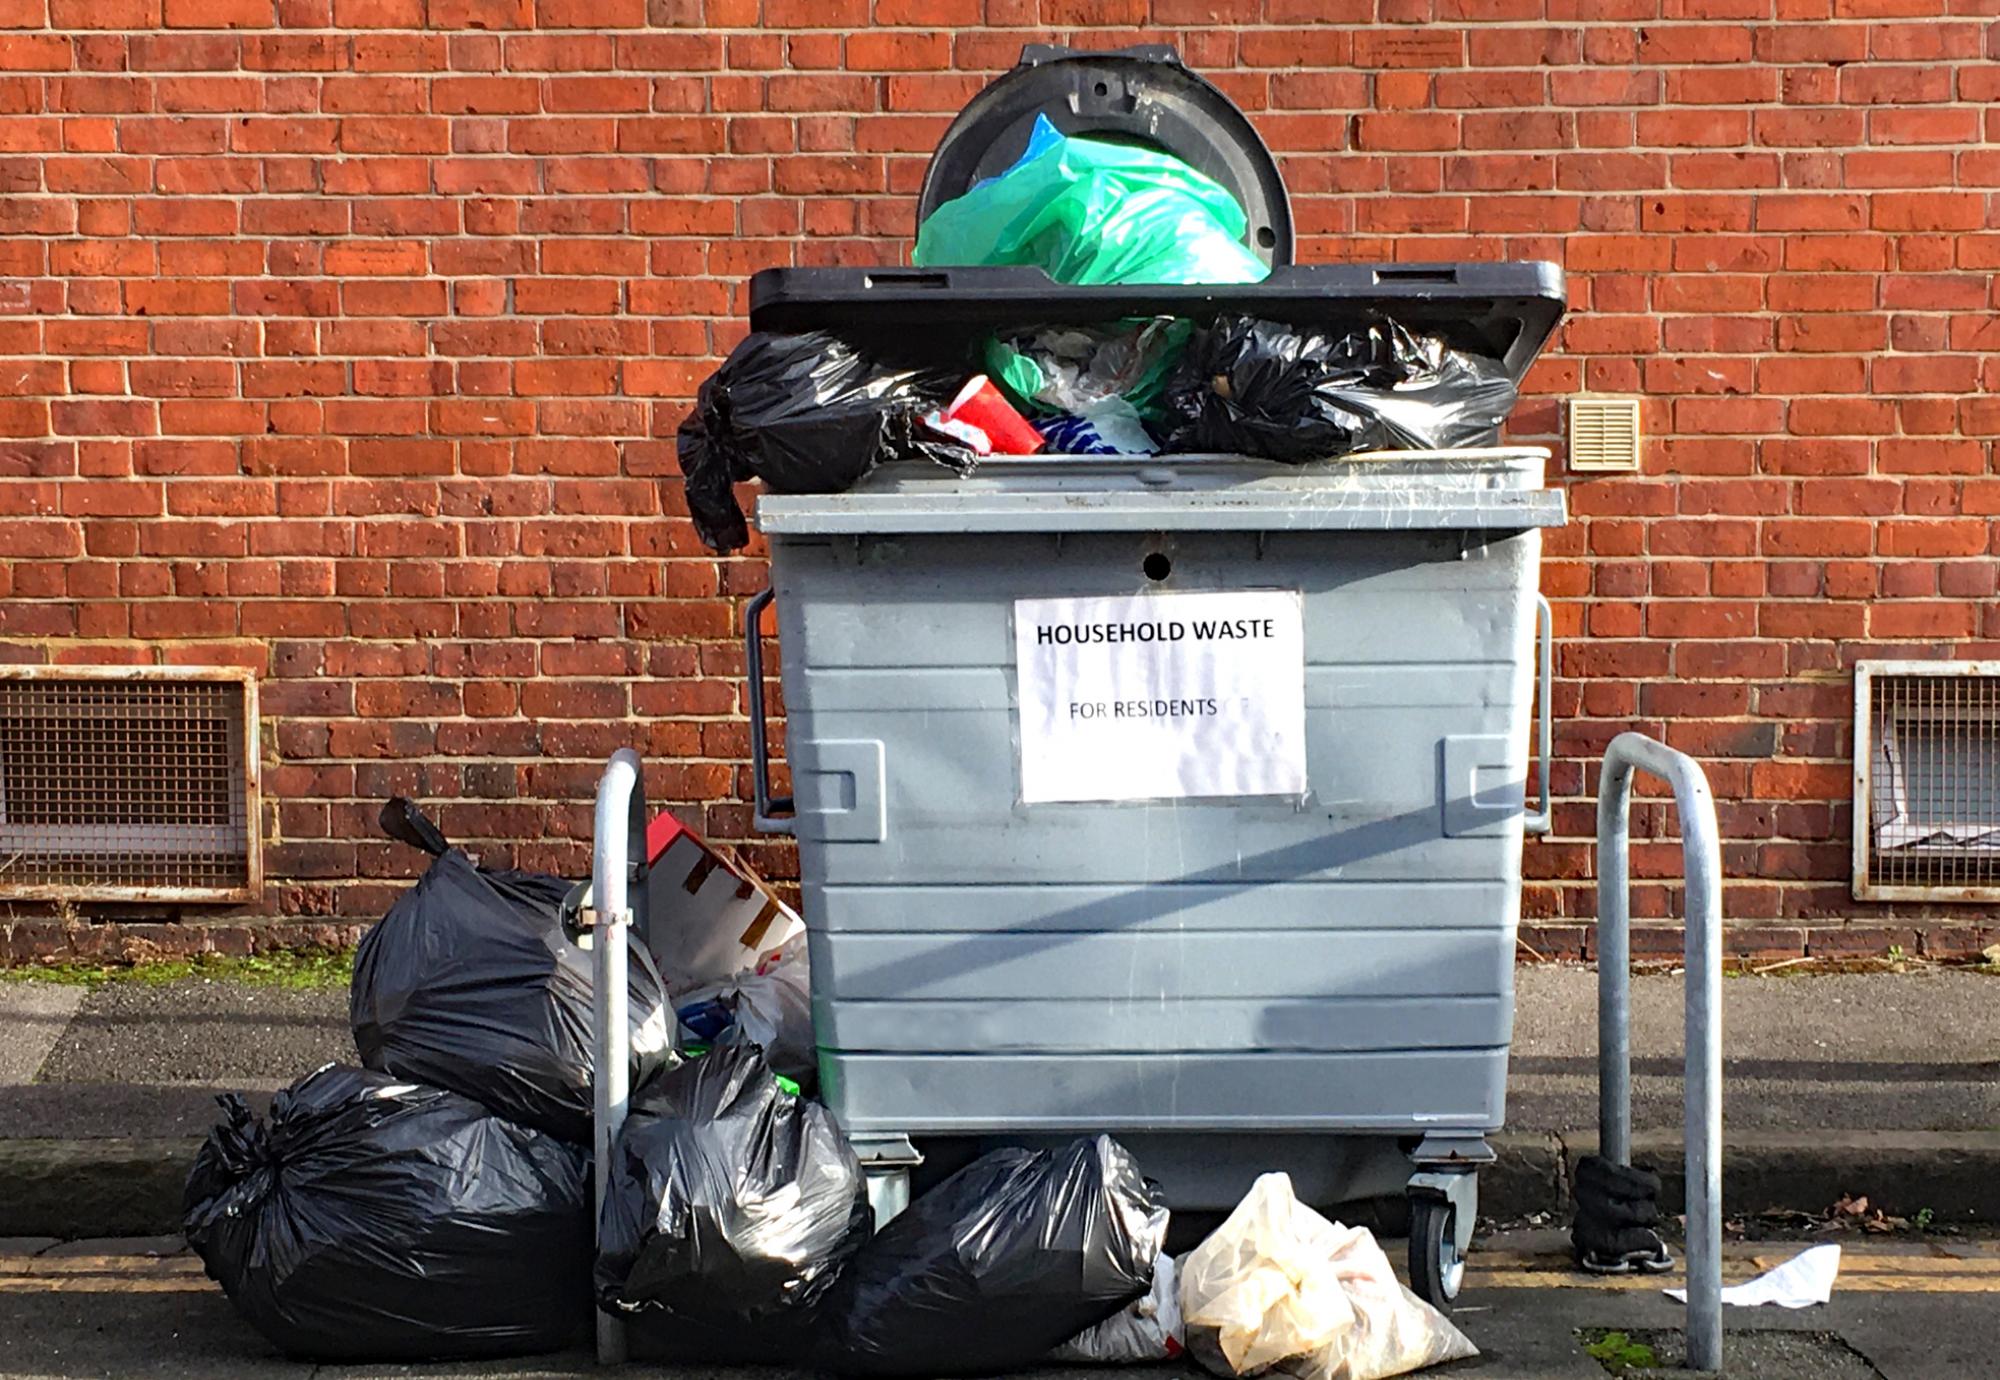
[0, 666, 260, 903]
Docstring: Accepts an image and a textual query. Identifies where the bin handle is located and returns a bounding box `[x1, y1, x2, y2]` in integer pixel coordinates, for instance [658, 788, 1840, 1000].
[1524, 593, 1553, 837]
[744, 588, 796, 836]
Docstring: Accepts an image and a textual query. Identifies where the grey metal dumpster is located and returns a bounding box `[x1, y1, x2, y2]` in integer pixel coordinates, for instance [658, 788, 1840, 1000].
[746, 423, 1563, 1305]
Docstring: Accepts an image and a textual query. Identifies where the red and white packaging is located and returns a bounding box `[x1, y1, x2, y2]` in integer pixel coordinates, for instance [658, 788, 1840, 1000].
[643, 811, 804, 990]
[925, 374, 1045, 456]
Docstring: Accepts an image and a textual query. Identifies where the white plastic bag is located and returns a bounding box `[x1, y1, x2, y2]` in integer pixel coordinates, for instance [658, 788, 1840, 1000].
[672, 934, 815, 1084]
[1182, 1174, 1477, 1380]
[1050, 1253, 1184, 1364]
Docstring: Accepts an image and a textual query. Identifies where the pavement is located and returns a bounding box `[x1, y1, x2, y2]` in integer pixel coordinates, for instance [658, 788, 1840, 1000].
[4, 1230, 1999, 1378]
[1, 965, 1998, 1236]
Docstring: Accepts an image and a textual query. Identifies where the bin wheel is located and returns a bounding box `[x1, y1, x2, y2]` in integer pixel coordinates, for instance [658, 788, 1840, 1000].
[1408, 1196, 1464, 1311]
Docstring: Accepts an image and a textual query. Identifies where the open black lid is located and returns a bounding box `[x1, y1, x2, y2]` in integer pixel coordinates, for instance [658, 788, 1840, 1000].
[747, 261, 1569, 388]
[917, 45, 1293, 272]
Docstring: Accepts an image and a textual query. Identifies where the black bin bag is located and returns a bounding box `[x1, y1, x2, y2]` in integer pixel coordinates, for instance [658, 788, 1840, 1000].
[183, 1065, 592, 1362]
[823, 1134, 1169, 1377]
[595, 1039, 874, 1364]
[1163, 315, 1518, 462]
[350, 798, 673, 1144]
[678, 330, 974, 553]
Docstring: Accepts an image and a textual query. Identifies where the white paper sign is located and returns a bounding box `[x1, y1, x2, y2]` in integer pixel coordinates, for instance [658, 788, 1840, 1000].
[1014, 591, 1307, 804]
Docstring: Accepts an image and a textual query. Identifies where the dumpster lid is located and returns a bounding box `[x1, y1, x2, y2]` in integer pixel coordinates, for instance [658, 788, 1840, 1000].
[748, 261, 1566, 388]
[917, 45, 1293, 272]
[757, 447, 1567, 537]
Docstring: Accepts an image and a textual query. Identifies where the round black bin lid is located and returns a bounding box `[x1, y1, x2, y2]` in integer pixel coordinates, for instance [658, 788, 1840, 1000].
[916, 45, 1294, 271]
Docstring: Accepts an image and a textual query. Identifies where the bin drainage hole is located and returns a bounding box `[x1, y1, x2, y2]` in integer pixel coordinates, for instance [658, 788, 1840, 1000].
[1143, 552, 1172, 582]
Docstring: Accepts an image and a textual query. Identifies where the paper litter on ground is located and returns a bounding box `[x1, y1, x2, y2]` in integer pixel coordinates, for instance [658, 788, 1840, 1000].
[1665, 1244, 1840, 1309]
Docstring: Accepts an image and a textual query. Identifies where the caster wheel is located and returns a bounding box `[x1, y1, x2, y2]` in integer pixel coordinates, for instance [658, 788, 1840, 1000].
[1408, 1196, 1465, 1312]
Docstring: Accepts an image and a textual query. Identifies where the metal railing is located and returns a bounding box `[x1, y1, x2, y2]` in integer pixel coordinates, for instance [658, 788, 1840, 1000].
[591, 748, 643, 1366]
[1596, 732, 1723, 1373]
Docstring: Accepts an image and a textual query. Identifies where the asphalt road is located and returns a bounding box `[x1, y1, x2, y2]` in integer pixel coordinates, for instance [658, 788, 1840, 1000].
[0, 981, 347, 1140]
[6, 1233, 2000, 1379]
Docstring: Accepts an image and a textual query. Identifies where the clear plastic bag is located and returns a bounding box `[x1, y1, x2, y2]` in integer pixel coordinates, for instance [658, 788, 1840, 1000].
[672, 933, 816, 1086]
[915, 115, 1270, 286]
[985, 318, 1191, 421]
[1181, 1174, 1477, 1380]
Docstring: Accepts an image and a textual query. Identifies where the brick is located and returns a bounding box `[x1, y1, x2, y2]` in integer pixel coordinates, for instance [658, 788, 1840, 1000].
[1841, 64, 1952, 104]
[1872, 192, 1985, 231]
[425, 0, 528, 24]
[163, 0, 272, 24]
[1352, 112, 1458, 152]
[1637, 109, 1747, 148]
[1776, 313, 1888, 352]
[1878, 519, 1992, 556]
[0, 5, 1986, 951]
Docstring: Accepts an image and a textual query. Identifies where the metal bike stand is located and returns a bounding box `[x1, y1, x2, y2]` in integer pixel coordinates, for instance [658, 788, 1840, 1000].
[1596, 732, 1723, 1372]
[591, 748, 643, 1366]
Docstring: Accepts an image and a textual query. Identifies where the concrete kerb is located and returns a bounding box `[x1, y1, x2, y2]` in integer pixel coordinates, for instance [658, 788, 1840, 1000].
[1487, 1128, 2000, 1227]
[0, 1138, 200, 1239]
[7, 1127, 2000, 1242]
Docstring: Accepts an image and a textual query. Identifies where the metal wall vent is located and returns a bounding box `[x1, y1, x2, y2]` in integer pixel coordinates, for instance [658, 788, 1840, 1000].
[1854, 661, 2000, 901]
[0, 667, 260, 903]
[1567, 396, 1642, 473]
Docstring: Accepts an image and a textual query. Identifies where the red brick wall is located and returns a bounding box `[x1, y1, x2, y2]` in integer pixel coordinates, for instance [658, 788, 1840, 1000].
[2, 2, 1996, 955]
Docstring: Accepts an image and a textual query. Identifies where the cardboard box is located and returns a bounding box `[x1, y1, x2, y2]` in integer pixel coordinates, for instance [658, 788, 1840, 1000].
[643, 811, 804, 990]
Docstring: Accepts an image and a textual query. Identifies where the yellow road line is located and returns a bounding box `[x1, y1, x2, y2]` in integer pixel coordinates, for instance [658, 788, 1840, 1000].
[18, 1257, 206, 1277]
[1473, 1252, 2000, 1278]
[1469, 1270, 2000, 1294]
[0, 1276, 217, 1294]
[1751, 1254, 2000, 1275]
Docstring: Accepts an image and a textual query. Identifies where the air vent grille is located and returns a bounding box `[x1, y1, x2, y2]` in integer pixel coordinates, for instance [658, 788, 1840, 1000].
[1567, 396, 1642, 473]
[0, 668, 260, 902]
[1854, 661, 2000, 901]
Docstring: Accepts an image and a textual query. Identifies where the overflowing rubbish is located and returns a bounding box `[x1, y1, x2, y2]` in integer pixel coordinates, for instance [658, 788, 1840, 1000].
[642, 809, 804, 989]
[824, 1134, 1169, 1376]
[1570, 1155, 1674, 1276]
[595, 1041, 872, 1348]
[636, 811, 817, 1084]
[915, 114, 1269, 287]
[925, 373, 1047, 456]
[183, 1065, 592, 1362]
[678, 330, 975, 552]
[349, 798, 674, 1144]
[1162, 317, 1517, 462]
[1181, 1174, 1477, 1380]
[984, 318, 1188, 455]
[1666, 1243, 1839, 1309]
[987, 319, 1189, 424]
[673, 932, 815, 1085]
[1051, 1251, 1185, 1364]
[1032, 407, 1153, 456]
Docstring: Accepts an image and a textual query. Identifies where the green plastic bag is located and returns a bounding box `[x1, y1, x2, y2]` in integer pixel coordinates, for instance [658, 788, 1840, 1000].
[915, 115, 1270, 286]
